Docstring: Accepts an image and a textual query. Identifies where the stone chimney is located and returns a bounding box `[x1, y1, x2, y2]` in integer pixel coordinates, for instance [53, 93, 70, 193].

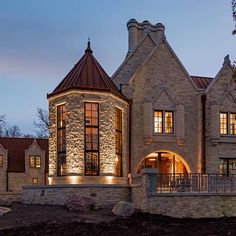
[127, 19, 165, 54]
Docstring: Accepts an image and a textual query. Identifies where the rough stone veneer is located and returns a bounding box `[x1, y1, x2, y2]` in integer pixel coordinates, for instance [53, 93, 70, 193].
[48, 90, 129, 182]
[23, 184, 130, 208]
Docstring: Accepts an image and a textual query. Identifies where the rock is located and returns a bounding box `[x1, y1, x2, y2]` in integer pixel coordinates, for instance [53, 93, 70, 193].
[112, 201, 136, 217]
[0, 207, 11, 216]
[65, 196, 95, 213]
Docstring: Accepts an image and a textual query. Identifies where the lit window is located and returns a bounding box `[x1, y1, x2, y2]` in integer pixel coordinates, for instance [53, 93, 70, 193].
[220, 112, 236, 135]
[115, 107, 122, 177]
[154, 111, 174, 134]
[57, 104, 67, 176]
[32, 178, 38, 184]
[219, 158, 236, 175]
[0, 155, 3, 167]
[85, 102, 99, 176]
[29, 156, 41, 168]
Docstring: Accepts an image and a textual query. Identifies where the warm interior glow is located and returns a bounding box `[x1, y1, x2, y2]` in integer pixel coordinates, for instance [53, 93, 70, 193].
[105, 176, 114, 184]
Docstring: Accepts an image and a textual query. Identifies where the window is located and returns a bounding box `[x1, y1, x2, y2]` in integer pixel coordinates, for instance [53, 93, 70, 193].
[115, 108, 122, 177]
[57, 104, 67, 176]
[154, 111, 174, 134]
[0, 155, 3, 167]
[219, 158, 236, 175]
[29, 156, 41, 168]
[85, 103, 99, 175]
[220, 112, 236, 135]
[32, 178, 38, 184]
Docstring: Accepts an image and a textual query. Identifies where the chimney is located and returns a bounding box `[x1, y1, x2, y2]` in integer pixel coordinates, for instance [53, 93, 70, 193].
[127, 19, 165, 54]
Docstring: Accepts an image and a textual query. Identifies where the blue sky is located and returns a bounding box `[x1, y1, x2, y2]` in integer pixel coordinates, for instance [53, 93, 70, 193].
[0, 0, 235, 134]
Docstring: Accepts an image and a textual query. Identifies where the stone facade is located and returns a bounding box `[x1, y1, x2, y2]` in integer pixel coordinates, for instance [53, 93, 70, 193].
[113, 19, 234, 176]
[0, 144, 7, 192]
[48, 91, 129, 184]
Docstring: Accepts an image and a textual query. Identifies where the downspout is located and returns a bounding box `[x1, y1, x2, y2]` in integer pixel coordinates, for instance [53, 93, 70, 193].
[201, 94, 206, 173]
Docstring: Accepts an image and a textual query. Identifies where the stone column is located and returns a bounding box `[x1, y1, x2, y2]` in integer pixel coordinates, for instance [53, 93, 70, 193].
[143, 101, 153, 145]
[176, 104, 185, 145]
[210, 103, 220, 145]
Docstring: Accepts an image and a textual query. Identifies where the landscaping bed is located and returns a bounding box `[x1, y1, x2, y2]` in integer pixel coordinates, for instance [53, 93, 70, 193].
[0, 203, 235, 236]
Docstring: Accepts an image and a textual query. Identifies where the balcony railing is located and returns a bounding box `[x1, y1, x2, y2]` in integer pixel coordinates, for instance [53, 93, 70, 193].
[157, 173, 236, 193]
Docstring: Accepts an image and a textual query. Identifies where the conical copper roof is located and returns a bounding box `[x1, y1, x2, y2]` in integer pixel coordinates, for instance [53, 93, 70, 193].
[48, 42, 126, 100]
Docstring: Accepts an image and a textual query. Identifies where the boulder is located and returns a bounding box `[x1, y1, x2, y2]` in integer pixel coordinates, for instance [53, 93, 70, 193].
[112, 201, 136, 217]
[65, 196, 95, 213]
[0, 207, 11, 216]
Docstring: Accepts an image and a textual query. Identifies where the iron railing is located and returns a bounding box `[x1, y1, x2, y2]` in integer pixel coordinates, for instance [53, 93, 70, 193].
[157, 173, 236, 193]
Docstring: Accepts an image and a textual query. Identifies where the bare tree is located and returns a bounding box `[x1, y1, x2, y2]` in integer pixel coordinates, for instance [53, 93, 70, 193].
[0, 115, 7, 136]
[233, 0, 236, 34]
[33, 108, 49, 138]
[5, 125, 22, 137]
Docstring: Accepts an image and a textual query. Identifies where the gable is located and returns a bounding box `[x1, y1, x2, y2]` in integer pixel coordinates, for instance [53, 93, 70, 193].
[220, 91, 236, 111]
[152, 88, 175, 110]
[112, 34, 156, 87]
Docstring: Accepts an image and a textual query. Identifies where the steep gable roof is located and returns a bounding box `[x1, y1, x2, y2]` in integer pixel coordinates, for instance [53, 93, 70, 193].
[191, 76, 214, 90]
[0, 137, 48, 172]
[48, 42, 126, 100]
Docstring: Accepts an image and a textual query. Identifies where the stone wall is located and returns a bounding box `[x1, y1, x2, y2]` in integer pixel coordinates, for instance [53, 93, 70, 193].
[48, 90, 129, 181]
[23, 184, 130, 208]
[0, 193, 22, 205]
[131, 170, 236, 218]
[0, 144, 7, 192]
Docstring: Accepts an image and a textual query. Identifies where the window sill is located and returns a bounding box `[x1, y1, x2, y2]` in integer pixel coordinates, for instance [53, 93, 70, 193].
[152, 134, 176, 143]
[219, 136, 236, 143]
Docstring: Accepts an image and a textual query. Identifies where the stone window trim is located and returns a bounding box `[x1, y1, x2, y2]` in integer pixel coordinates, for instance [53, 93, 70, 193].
[220, 112, 236, 136]
[29, 155, 41, 168]
[0, 154, 3, 167]
[32, 177, 38, 184]
[154, 110, 174, 135]
[84, 102, 100, 176]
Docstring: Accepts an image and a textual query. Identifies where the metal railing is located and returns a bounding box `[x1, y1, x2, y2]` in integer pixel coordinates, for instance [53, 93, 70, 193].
[157, 173, 236, 193]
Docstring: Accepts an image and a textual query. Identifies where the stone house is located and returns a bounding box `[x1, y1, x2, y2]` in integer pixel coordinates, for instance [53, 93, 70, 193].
[46, 19, 235, 185]
[3, 19, 236, 217]
[0, 137, 48, 193]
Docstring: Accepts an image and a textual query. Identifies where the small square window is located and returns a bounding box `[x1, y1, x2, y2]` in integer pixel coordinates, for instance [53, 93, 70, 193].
[0, 155, 3, 167]
[32, 178, 38, 184]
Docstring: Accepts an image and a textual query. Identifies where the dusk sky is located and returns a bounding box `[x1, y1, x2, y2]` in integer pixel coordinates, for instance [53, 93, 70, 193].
[0, 0, 235, 135]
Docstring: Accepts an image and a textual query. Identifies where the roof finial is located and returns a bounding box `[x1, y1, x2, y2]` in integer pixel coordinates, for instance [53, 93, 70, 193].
[85, 37, 93, 53]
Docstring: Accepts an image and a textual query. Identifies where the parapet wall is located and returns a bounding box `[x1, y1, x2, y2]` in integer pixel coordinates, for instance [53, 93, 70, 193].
[23, 184, 130, 208]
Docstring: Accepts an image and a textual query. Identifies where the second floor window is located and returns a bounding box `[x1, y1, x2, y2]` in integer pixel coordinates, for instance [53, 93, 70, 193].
[220, 112, 236, 135]
[29, 156, 41, 168]
[154, 111, 174, 134]
[0, 155, 3, 167]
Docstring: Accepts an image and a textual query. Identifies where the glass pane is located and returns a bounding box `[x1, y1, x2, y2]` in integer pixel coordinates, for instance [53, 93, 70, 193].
[230, 113, 236, 134]
[29, 156, 35, 168]
[0, 155, 3, 167]
[58, 153, 67, 175]
[85, 152, 98, 175]
[165, 112, 173, 134]
[154, 111, 163, 133]
[35, 156, 41, 168]
[220, 113, 228, 134]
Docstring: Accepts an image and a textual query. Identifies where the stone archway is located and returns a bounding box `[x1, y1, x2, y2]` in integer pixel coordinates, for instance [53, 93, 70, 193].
[136, 150, 190, 174]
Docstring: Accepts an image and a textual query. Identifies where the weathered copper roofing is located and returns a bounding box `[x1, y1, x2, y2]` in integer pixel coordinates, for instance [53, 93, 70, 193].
[48, 42, 127, 100]
[0, 137, 48, 172]
[191, 76, 214, 90]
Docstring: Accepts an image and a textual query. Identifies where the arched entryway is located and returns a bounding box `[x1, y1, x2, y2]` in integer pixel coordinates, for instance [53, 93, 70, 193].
[137, 151, 190, 174]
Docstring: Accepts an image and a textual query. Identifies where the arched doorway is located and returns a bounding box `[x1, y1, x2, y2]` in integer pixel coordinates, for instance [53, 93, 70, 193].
[137, 151, 190, 174]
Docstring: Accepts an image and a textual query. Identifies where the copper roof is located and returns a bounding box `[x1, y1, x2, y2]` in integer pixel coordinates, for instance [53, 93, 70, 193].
[48, 42, 127, 100]
[191, 76, 214, 90]
[0, 137, 48, 172]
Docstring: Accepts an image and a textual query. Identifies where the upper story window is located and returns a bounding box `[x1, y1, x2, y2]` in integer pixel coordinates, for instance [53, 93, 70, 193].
[0, 155, 3, 167]
[115, 107, 122, 177]
[57, 104, 67, 176]
[219, 158, 236, 175]
[154, 111, 174, 134]
[220, 112, 236, 135]
[29, 156, 41, 168]
[84, 102, 99, 176]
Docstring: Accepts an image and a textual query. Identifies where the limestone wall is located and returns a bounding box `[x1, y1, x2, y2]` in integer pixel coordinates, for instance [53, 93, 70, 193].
[48, 91, 129, 180]
[23, 184, 130, 208]
[0, 144, 7, 192]
[0, 193, 22, 204]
